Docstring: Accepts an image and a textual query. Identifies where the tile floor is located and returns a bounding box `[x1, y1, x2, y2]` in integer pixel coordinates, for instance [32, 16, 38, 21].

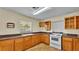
[26, 43, 60, 51]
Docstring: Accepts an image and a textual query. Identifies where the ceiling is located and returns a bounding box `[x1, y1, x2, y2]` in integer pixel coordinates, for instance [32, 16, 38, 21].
[2, 7, 79, 19]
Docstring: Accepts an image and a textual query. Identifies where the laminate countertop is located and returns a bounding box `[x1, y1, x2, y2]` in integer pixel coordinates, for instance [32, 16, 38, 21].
[0, 32, 50, 40]
[63, 34, 79, 39]
[0, 34, 35, 40]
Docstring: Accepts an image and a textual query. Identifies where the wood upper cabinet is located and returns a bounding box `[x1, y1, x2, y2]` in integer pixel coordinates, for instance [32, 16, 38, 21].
[0, 39, 14, 51]
[45, 21, 51, 31]
[14, 37, 24, 51]
[31, 34, 41, 46]
[40, 34, 50, 45]
[24, 36, 32, 50]
[65, 16, 79, 29]
[39, 22, 44, 27]
[65, 18, 70, 29]
[76, 16, 79, 29]
[73, 38, 79, 51]
[39, 21, 51, 31]
[62, 37, 73, 51]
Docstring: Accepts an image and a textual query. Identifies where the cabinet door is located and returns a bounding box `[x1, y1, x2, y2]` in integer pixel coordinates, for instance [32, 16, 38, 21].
[45, 21, 51, 31]
[14, 38, 24, 51]
[62, 37, 73, 51]
[39, 21, 51, 31]
[40, 34, 44, 42]
[73, 38, 79, 51]
[43, 34, 50, 45]
[41, 34, 50, 45]
[70, 17, 75, 29]
[65, 18, 70, 29]
[24, 36, 32, 50]
[39, 22, 43, 27]
[0, 39, 14, 51]
[76, 16, 79, 29]
[65, 16, 79, 29]
[32, 35, 40, 46]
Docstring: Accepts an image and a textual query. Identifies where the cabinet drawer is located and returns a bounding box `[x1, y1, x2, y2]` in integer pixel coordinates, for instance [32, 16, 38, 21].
[62, 37, 73, 41]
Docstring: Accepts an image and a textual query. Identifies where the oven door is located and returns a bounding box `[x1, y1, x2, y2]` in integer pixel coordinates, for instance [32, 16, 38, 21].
[50, 36, 61, 49]
[50, 35, 59, 44]
[51, 37, 59, 41]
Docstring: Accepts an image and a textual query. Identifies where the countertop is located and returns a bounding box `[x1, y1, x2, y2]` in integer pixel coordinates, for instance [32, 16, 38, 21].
[1, 32, 79, 40]
[63, 34, 79, 38]
[0, 34, 35, 40]
[0, 32, 50, 40]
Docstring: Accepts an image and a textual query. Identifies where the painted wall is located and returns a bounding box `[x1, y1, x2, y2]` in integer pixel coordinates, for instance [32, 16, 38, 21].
[43, 11, 79, 34]
[0, 8, 40, 35]
[0, 8, 79, 35]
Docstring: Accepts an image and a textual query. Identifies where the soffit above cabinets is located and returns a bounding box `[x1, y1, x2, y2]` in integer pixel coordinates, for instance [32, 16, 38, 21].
[1, 7, 79, 20]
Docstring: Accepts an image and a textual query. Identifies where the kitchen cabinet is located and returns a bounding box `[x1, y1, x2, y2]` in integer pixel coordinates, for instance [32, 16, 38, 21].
[24, 36, 32, 50]
[65, 16, 79, 29]
[14, 37, 24, 51]
[63, 36, 79, 51]
[65, 17, 70, 29]
[39, 22, 44, 27]
[40, 34, 50, 45]
[0, 33, 50, 51]
[45, 21, 51, 31]
[31, 34, 41, 46]
[62, 37, 73, 51]
[0, 39, 14, 51]
[76, 16, 79, 29]
[39, 21, 51, 31]
[73, 38, 79, 51]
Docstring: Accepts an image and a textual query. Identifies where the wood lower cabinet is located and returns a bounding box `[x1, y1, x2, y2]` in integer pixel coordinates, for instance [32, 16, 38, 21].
[73, 38, 79, 51]
[62, 37, 73, 51]
[43, 34, 50, 45]
[14, 38, 24, 51]
[0, 39, 14, 51]
[0, 33, 50, 51]
[40, 34, 50, 45]
[63, 36, 79, 51]
[31, 34, 40, 46]
[24, 36, 32, 50]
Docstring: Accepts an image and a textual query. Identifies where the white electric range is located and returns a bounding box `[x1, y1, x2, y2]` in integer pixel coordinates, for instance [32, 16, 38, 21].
[50, 32, 63, 50]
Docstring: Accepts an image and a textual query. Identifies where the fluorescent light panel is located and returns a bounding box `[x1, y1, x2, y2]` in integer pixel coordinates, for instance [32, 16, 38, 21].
[33, 7, 51, 15]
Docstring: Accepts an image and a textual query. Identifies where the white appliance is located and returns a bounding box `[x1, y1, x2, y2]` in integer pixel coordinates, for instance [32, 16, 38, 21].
[50, 32, 63, 50]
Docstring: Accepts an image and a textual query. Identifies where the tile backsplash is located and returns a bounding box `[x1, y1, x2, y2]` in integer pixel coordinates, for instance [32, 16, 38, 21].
[64, 29, 79, 34]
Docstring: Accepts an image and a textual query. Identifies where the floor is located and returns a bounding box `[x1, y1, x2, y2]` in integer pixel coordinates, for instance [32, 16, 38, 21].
[26, 43, 60, 51]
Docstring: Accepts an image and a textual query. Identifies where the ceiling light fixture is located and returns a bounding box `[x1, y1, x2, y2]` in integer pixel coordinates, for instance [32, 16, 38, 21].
[33, 7, 51, 15]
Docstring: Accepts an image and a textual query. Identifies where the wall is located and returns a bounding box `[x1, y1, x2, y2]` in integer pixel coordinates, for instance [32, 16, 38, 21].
[43, 11, 79, 34]
[1, 8, 79, 35]
[0, 8, 40, 35]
